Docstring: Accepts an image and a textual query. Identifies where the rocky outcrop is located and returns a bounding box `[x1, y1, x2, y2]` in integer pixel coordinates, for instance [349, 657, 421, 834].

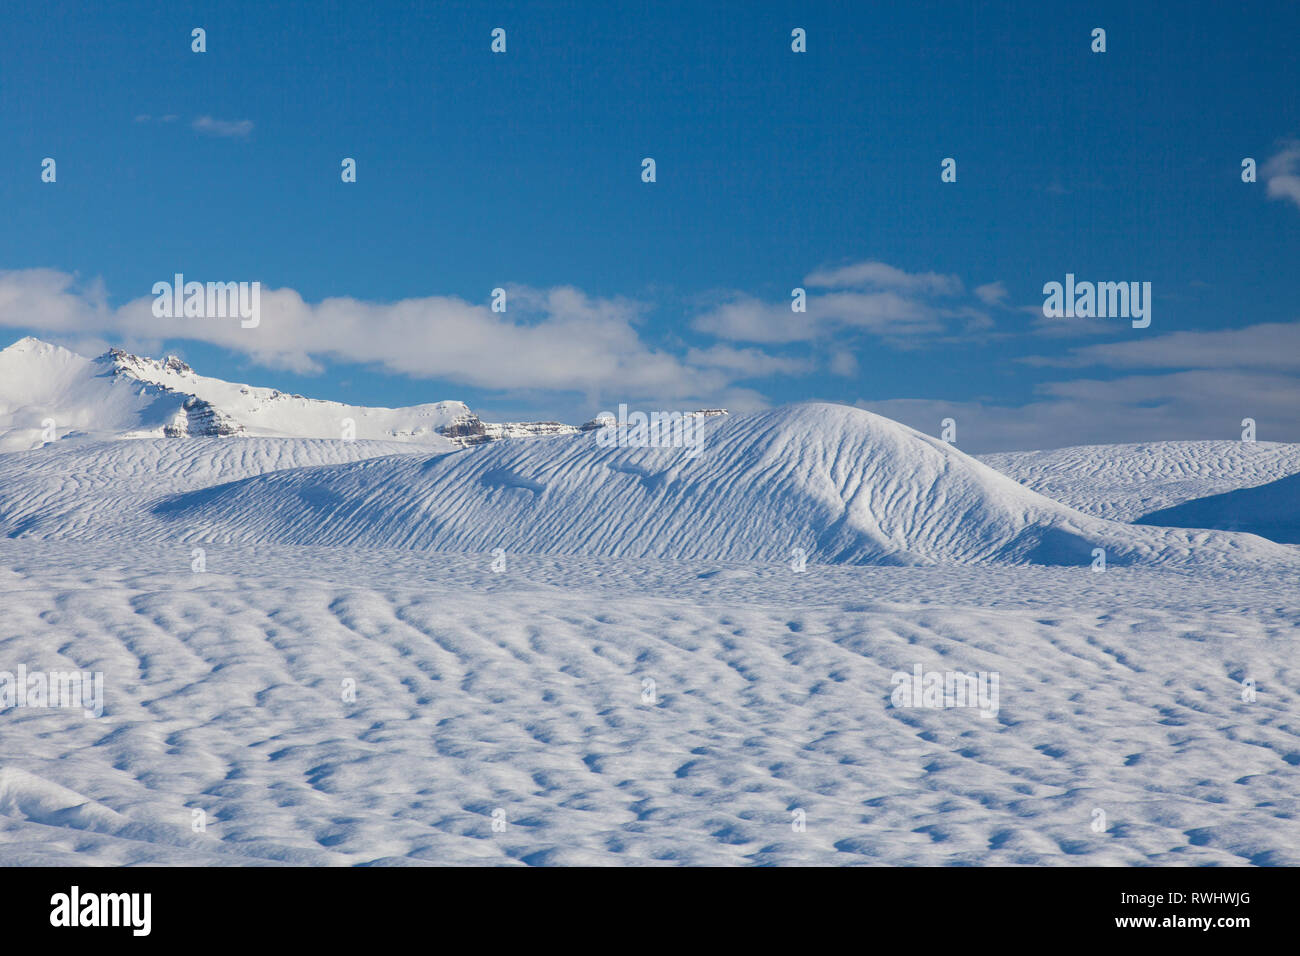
[162, 397, 245, 438]
[438, 413, 579, 447]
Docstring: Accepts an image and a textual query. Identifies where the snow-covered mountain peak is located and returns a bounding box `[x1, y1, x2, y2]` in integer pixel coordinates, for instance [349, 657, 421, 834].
[2, 335, 75, 357]
[0, 336, 576, 451]
[102, 346, 195, 379]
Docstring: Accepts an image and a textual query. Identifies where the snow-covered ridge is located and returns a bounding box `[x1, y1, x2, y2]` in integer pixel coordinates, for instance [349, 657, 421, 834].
[141, 403, 1297, 568]
[0, 337, 581, 451]
[440, 412, 580, 445]
[0, 436, 422, 539]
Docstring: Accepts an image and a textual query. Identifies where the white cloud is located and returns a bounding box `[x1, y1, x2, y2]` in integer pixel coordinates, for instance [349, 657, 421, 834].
[943, 323, 1300, 447]
[692, 260, 1007, 345]
[1263, 140, 1300, 211]
[1023, 305, 1134, 338]
[693, 290, 942, 344]
[829, 350, 859, 377]
[1023, 322, 1300, 371]
[804, 260, 963, 296]
[684, 344, 814, 377]
[192, 116, 254, 138]
[0, 269, 112, 330]
[859, 368, 1300, 452]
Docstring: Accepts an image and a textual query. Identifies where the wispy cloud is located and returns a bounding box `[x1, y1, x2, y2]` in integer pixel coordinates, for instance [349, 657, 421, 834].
[683, 344, 814, 377]
[692, 290, 943, 344]
[1263, 140, 1300, 211]
[867, 322, 1300, 450]
[1022, 322, 1300, 371]
[691, 260, 999, 346]
[804, 260, 963, 296]
[192, 116, 254, 138]
[858, 366, 1300, 452]
[1020, 303, 1133, 338]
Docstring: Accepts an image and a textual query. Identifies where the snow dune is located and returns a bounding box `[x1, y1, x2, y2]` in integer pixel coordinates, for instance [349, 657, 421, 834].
[1138, 472, 1300, 544]
[147, 403, 1296, 569]
[0, 437, 422, 539]
[981, 440, 1300, 522]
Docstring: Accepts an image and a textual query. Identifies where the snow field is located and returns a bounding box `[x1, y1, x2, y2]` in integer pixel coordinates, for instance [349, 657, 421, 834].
[0, 544, 1296, 865]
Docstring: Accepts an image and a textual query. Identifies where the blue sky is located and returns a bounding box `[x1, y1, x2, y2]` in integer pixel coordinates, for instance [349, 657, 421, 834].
[1, 0, 1297, 450]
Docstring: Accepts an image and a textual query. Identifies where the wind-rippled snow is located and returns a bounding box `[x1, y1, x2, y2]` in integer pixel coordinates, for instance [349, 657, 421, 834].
[0, 398, 1297, 865]
[1, 544, 1297, 865]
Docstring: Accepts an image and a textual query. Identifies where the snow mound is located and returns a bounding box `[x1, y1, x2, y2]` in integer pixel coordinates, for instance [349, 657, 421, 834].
[0, 437, 424, 539]
[0, 768, 129, 835]
[981, 440, 1300, 521]
[151, 403, 1294, 568]
[1136, 472, 1300, 544]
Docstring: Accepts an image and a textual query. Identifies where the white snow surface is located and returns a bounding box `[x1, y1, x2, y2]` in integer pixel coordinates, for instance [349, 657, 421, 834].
[0, 437, 423, 539]
[1, 544, 1298, 866]
[981, 440, 1300, 521]
[1, 349, 1298, 866]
